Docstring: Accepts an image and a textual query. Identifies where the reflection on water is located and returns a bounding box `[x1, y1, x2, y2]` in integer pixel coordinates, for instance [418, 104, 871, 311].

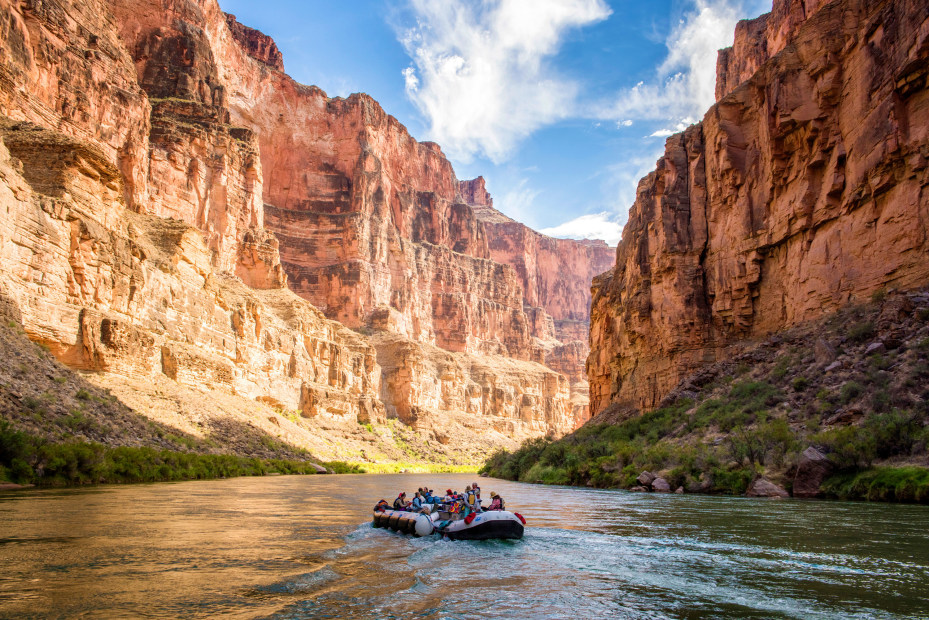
[0, 474, 927, 618]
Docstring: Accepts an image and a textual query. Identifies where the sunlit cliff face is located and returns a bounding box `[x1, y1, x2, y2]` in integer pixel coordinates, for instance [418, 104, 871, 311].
[0, 0, 613, 461]
[589, 0, 929, 415]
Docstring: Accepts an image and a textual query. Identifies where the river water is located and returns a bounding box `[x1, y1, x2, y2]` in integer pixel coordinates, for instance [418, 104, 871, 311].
[1, 473, 927, 619]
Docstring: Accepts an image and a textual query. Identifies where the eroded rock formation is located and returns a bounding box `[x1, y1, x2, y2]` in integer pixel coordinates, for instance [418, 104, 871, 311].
[0, 0, 610, 459]
[106, 0, 608, 432]
[590, 0, 929, 415]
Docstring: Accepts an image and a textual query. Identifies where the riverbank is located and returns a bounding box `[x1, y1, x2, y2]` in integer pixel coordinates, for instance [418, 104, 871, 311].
[0, 422, 486, 488]
[483, 292, 929, 503]
[0, 422, 364, 487]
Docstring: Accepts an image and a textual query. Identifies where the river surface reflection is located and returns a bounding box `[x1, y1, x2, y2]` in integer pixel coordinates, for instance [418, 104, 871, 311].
[1, 473, 927, 618]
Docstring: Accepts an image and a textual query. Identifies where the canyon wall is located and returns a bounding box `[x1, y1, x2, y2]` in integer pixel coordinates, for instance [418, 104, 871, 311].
[107, 0, 606, 431]
[0, 0, 609, 458]
[460, 176, 614, 425]
[590, 0, 929, 415]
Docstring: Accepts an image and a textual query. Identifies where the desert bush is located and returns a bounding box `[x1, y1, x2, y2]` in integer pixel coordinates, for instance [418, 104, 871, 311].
[848, 321, 875, 343]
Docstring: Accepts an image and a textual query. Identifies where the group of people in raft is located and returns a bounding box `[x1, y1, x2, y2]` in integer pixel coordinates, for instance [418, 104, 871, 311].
[373, 482, 506, 517]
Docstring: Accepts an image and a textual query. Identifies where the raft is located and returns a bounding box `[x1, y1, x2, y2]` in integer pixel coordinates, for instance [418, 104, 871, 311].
[373, 508, 525, 540]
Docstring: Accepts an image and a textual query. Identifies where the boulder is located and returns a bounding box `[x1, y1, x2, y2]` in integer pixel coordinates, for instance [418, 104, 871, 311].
[636, 471, 657, 486]
[746, 478, 790, 498]
[865, 341, 886, 356]
[630, 486, 649, 492]
[814, 338, 837, 364]
[792, 447, 835, 498]
[652, 477, 671, 493]
[674, 487, 684, 494]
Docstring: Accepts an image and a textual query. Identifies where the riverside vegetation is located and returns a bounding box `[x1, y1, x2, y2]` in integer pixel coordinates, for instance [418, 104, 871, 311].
[482, 290, 929, 503]
[0, 421, 361, 486]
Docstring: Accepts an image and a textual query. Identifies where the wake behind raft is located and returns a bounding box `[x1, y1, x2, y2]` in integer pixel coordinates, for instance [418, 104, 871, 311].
[372, 508, 525, 541]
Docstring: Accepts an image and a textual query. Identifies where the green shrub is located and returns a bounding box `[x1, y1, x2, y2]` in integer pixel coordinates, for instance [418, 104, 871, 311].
[710, 466, 756, 494]
[848, 321, 875, 343]
[840, 381, 863, 403]
[822, 467, 929, 503]
[792, 377, 810, 392]
[864, 410, 924, 459]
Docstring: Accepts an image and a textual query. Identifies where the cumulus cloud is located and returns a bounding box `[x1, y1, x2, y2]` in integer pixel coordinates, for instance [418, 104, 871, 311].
[600, 0, 765, 127]
[399, 0, 611, 162]
[540, 212, 624, 246]
[649, 117, 699, 138]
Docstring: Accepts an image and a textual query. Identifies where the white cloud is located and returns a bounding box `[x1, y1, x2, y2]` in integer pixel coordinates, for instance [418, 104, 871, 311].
[399, 0, 611, 162]
[599, 0, 764, 127]
[648, 117, 699, 138]
[618, 119, 633, 127]
[540, 212, 624, 246]
[496, 177, 542, 227]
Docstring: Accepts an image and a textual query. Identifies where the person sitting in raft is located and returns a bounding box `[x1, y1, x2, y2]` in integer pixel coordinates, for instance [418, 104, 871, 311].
[485, 491, 504, 511]
[422, 489, 433, 503]
[393, 492, 410, 510]
[464, 485, 477, 511]
[472, 482, 482, 509]
[373, 499, 390, 512]
[411, 491, 424, 511]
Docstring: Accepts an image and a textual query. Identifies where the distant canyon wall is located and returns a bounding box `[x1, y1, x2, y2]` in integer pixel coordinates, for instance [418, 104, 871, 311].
[590, 0, 929, 414]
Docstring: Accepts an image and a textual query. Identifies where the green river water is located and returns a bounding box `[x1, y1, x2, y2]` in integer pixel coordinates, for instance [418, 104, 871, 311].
[0, 473, 927, 618]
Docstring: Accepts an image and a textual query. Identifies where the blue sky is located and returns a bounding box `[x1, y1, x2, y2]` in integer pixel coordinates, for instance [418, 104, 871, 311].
[219, 0, 771, 245]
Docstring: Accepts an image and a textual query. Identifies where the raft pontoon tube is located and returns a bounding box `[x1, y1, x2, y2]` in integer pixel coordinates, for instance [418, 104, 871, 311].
[373, 508, 525, 540]
[372, 509, 436, 537]
[437, 509, 524, 541]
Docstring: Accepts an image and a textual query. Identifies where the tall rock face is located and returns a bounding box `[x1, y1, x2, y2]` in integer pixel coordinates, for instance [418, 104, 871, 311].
[590, 0, 929, 415]
[0, 0, 609, 455]
[107, 0, 609, 433]
[460, 176, 615, 426]
[462, 177, 616, 328]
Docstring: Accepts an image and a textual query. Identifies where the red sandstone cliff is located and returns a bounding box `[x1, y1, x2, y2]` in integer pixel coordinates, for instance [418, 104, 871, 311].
[590, 0, 929, 415]
[459, 176, 614, 425]
[0, 0, 609, 458]
[106, 0, 610, 432]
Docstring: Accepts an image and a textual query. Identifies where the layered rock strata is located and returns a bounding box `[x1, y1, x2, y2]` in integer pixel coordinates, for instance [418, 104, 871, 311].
[0, 0, 610, 456]
[461, 176, 614, 425]
[0, 118, 384, 425]
[590, 0, 929, 414]
[106, 0, 607, 431]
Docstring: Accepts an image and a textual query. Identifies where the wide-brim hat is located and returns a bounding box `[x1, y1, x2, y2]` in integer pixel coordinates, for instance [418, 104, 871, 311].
[490, 491, 498, 497]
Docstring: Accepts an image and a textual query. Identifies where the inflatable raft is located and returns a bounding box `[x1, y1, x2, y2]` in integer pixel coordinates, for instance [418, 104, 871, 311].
[373, 508, 525, 540]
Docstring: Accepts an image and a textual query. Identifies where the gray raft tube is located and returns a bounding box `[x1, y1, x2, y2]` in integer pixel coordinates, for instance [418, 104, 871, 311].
[372, 509, 435, 537]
